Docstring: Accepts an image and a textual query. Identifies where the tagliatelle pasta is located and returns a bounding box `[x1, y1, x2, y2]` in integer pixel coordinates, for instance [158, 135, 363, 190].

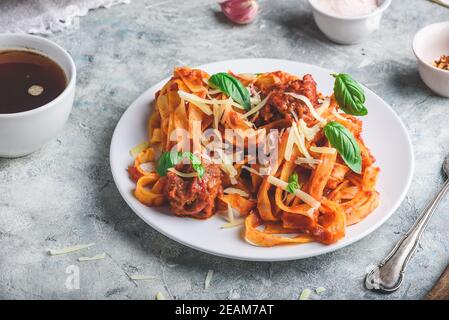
[128, 67, 380, 247]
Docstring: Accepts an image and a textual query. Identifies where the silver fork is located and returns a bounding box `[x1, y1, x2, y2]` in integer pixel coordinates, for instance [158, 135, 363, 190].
[365, 155, 449, 292]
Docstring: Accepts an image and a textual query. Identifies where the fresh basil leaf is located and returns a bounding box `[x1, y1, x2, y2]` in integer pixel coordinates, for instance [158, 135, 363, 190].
[323, 121, 362, 174]
[182, 152, 205, 179]
[286, 173, 300, 194]
[156, 151, 181, 176]
[209, 72, 251, 110]
[157, 151, 205, 179]
[193, 163, 205, 179]
[332, 73, 368, 116]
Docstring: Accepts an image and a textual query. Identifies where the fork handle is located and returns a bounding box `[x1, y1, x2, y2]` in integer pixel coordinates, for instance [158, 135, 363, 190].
[365, 179, 449, 292]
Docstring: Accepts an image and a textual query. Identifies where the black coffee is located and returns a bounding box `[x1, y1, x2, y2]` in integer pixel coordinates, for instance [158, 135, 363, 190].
[0, 50, 67, 114]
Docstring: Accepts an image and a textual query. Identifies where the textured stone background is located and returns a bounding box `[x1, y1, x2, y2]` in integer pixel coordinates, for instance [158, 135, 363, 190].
[1, 0, 449, 300]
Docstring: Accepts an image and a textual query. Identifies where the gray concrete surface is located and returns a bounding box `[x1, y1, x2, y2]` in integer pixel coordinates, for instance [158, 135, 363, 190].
[1, 0, 449, 300]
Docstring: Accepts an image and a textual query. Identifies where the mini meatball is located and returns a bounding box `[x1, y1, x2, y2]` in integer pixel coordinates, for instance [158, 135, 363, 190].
[260, 74, 320, 125]
[163, 163, 222, 219]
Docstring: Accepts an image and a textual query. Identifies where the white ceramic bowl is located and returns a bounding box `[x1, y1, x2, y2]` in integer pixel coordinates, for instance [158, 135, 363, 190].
[308, 0, 391, 45]
[413, 22, 449, 98]
[0, 34, 76, 158]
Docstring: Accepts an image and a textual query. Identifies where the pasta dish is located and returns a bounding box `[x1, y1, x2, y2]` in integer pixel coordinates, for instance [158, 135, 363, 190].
[127, 67, 380, 247]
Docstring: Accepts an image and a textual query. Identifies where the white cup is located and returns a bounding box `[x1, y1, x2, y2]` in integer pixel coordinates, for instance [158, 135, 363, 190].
[308, 0, 391, 45]
[0, 34, 76, 158]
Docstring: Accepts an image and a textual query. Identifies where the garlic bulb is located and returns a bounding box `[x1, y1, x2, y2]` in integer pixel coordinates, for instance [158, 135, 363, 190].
[220, 0, 259, 25]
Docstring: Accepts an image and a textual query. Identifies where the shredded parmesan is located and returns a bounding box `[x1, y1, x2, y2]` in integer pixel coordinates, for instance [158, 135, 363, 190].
[227, 203, 235, 223]
[130, 275, 157, 281]
[299, 288, 312, 300]
[310, 146, 336, 155]
[239, 73, 257, 81]
[298, 119, 320, 142]
[242, 165, 262, 176]
[224, 187, 249, 198]
[177, 91, 213, 115]
[250, 90, 261, 106]
[213, 103, 226, 129]
[155, 292, 165, 300]
[208, 89, 222, 95]
[316, 287, 326, 294]
[284, 127, 296, 162]
[317, 97, 331, 115]
[204, 270, 214, 289]
[242, 93, 272, 118]
[295, 157, 321, 168]
[78, 252, 106, 262]
[130, 142, 149, 158]
[332, 109, 346, 121]
[48, 243, 95, 256]
[285, 92, 324, 122]
[215, 149, 239, 184]
[221, 220, 245, 229]
[167, 168, 198, 178]
[293, 122, 312, 159]
[231, 101, 246, 110]
[266, 175, 320, 212]
[140, 162, 156, 173]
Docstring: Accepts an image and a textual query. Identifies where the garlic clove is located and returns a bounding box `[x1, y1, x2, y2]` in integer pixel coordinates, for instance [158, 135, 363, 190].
[220, 0, 259, 25]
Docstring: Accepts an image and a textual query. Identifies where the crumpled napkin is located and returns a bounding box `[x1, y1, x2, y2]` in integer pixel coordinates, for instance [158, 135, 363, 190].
[0, 0, 131, 34]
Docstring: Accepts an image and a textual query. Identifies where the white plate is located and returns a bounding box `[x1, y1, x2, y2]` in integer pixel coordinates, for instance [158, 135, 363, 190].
[110, 59, 414, 261]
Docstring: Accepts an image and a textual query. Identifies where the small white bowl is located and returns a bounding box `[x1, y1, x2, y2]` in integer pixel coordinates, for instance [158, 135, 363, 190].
[413, 22, 449, 98]
[0, 34, 76, 158]
[308, 0, 391, 45]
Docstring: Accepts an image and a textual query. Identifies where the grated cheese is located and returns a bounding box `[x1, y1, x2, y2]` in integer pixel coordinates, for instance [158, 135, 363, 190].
[298, 119, 320, 142]
[295, 157, 321, 168]
[167, 168, 198, 178]
[155, 292, 165, 300]
[140, 162, 156, 173]
[332, 109, 346, 121]
[227, 203, 235, 223]
[208, 89, 222, 95]
[224, 187, 249, 198]
[215, 150, 238, 184]
[238, 73, 257, 81]
[316, 287, 326, 294]
[266, 175, 320, 212]
[78, 252, 106, 262]
[231, 101, 246, 110]
[204, 270, 214, 289]
[292, 122, 312, 159]
[48, 243, 95, 256]
[299, 288, 312, 300]
[285, 92, 324, 122]
[130, 142, 149, 158]
[242, 93, 272, 118]
[284, 127, 296, 162]
[130, 275, 157, 281]
[310, 146, 336, 155]
[213, 103, 226, 129]
[250, 90, 261, 106]
[317, 97, 331, 115]
[177, 91, 213, 115]
[221, 220, 245, 229]
[243, 165, 320, 213]
[242, 165, 262, 176]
